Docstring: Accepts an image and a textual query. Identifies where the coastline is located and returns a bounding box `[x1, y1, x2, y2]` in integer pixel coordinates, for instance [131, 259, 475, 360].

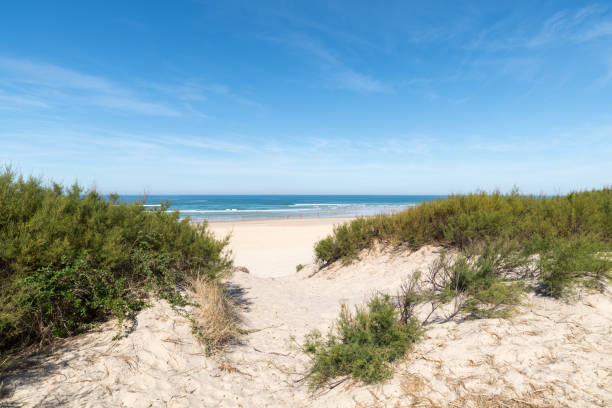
[183, 205, 409, 223]
[129, 194, 427, 223]
[198, 216, 355, 225]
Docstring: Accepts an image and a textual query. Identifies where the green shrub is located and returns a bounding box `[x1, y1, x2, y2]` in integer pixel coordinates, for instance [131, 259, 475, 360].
[315, 189, 612, 265]
[304, 294, 422, 387]
[0, 169, 232, 353]
[420, 240, 529, 320]
[296, 264, 304, 272]
[538, 237, 612, 297]
[314, 237, 336, 265]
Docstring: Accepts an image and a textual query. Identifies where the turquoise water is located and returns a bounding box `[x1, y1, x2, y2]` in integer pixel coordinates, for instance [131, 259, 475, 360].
[118, 195, 445, 222]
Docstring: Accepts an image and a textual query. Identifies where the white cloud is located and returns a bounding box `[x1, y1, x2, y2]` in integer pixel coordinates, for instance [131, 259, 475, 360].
[573, 20, 612, 42]
[330, 69, 390, 93]
[0, 89, 53, 110]
[0, 58, 186, 117]
[529, 6, 612, 46]
[270, 34, 391, 93]
[0, 58, 115, 91]
[139, 80, 260, 109]
[470, 5, 612, 51]
[603, 57, 612, 83]
[164, 136, 251, 153]
[90, 96, 181, 117]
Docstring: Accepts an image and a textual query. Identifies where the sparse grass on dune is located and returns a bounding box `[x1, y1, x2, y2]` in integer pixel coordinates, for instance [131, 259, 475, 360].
[0, 168, 233, 355]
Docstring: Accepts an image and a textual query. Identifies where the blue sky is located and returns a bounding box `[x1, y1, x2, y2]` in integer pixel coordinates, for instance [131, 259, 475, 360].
[1, 1, 611, 194]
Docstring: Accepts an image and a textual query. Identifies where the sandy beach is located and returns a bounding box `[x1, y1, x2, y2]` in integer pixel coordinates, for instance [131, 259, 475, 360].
[208, 217, 352, 277]
[3, 218, 611, 407]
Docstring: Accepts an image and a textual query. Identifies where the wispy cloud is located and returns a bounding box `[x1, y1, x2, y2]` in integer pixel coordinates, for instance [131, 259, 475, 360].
[527, 5, 612, 46]
[265, 7, 381, 52]
[0, 58, 114, 90]
[377, 137, 437, 155]
[90, 96, 181, 116]
[139, 79, 261, 110]
[0, 57, 261, 118]
[183, 82, 261, 107]
[468, 143, 520, 153]
[163, 136, 252, 153]
[470, 5, 612, 50]
[602, 56, 612, 84]
[142, 81, 207, 102]
[0, 58, 183, 117]
[329, 69, 390, 93]
[269, 34, 391, 93]
[573, 20, 612, 42]
[0, 89, 53, 110]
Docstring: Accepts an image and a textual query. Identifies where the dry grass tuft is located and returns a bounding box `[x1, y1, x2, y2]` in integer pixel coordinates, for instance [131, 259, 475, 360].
[400, 373, 427, 395]
[444, 383, 565, 408]
[188, 277, 241, 353]
[449, 391, 562, 408]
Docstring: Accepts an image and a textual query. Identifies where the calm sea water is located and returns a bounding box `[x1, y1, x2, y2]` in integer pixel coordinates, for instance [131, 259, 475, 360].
[118, 195, 445, 222]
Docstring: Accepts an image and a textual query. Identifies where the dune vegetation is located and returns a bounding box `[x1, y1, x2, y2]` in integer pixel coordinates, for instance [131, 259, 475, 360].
[304, 294, 422, 387]
[316, 189, 612, 295]
[308, 189, 612, 387]
[0, 169, 233, 355]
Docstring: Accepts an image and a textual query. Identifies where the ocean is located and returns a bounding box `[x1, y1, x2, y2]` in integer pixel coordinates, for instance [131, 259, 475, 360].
[118, 195, 445, 222]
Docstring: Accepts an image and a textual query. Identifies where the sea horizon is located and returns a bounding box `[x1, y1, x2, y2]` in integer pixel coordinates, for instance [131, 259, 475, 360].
[118, 194, 446, 222]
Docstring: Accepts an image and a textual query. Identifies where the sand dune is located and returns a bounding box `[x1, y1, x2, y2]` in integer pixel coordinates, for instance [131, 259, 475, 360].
[2, 220, 611, 407]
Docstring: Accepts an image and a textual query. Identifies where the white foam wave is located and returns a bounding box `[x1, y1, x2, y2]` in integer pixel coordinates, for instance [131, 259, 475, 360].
[169, 204, 415, 214]
[290, 203, 351, 207]
[168, 208, 313, 213]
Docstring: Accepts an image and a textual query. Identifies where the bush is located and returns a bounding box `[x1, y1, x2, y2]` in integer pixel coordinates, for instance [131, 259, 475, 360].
[538, 237, 612, 297]
[304, 294, 422, 387]
[315, 188, 612, 265]
[407, 240, 529, 322]
[0, 169, 232, 353]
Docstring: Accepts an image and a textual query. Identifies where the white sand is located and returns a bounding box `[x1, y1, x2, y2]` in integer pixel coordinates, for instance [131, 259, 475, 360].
[208, 217, 351, 277]
[3, 220, 611, 407]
